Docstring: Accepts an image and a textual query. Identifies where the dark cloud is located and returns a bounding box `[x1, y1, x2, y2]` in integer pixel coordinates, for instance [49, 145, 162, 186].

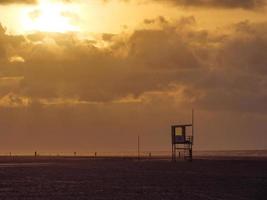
[153, 0, 266, 9]
[1, 18, 267, 114]
[0, 24, 25, 61]
[32, 0, 267, 10]
[1, 0, 264, 9]
[1, 17, 267, 151]
[0, 0, 37, 4]
[0, 0, 77, 5]
[104, 0, 267, 10]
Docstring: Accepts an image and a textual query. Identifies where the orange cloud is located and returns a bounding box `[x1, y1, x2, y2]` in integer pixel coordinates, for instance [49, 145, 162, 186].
[0, 17, 267, 151]
[0, 0, 37, 4]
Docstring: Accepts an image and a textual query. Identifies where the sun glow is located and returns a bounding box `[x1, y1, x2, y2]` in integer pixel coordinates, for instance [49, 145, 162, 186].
[21, 0, 80, 33]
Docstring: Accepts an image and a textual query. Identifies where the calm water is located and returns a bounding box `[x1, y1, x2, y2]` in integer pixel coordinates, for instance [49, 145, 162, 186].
[0, 158, 266, 200]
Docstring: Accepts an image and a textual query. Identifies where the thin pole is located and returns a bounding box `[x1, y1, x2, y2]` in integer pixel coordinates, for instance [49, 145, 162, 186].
[138, 135, 140, 160]
[192, 109, 194, 145]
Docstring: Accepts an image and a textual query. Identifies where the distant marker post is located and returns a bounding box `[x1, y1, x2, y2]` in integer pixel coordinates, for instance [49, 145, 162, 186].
[138, 135, 140, 160]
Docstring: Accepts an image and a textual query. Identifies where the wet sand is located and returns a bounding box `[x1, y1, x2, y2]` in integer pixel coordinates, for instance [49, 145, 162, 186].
[0, 157, 266, 200]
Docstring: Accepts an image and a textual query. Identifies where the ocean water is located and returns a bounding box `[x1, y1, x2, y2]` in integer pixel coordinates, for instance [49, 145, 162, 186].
[1, 150, 267, 158]
[0, 157, 266, 200]
[195, 150, 267, 157]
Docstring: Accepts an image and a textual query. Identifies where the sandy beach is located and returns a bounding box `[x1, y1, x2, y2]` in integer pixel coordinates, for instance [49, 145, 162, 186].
[0, 157, 266, 200]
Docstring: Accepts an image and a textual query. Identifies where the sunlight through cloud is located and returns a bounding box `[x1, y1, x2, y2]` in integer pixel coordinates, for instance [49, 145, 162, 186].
[20, 0, 80, 33]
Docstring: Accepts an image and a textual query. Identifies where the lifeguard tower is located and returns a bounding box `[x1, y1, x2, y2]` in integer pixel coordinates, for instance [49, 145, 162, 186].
[171, 110, 194, 161]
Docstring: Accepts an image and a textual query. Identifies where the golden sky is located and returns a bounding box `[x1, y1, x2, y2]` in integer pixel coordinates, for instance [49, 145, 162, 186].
[0, 0, 267, 153]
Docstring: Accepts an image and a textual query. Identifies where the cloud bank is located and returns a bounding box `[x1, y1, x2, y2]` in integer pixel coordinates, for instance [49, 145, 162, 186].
[1, 17, 267, 113]
[0, 16, 267, 151]
[151, 0, 266, 9]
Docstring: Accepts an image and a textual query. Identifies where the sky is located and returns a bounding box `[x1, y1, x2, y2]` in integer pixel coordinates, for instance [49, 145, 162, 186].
[0, 0, 267, 154]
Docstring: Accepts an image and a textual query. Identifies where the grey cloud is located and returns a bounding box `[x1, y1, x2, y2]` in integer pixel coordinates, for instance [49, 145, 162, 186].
[0, 0, 78, 5]
[152, 0, 266, 9]
[1, 0, 263, 9]
[0, 0, 37, 4]
[1, 18, 267, 115]
[48, 0, 267, 10]
[1, 17, 267, 152]
[0, 24, 25, 62]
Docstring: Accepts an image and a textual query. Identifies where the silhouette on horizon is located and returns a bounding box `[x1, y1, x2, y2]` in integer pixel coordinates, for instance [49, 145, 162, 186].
[171, 110, 194, 161]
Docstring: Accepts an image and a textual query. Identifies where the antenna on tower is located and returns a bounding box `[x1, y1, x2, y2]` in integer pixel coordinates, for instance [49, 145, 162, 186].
[192, 109, 194, 145]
